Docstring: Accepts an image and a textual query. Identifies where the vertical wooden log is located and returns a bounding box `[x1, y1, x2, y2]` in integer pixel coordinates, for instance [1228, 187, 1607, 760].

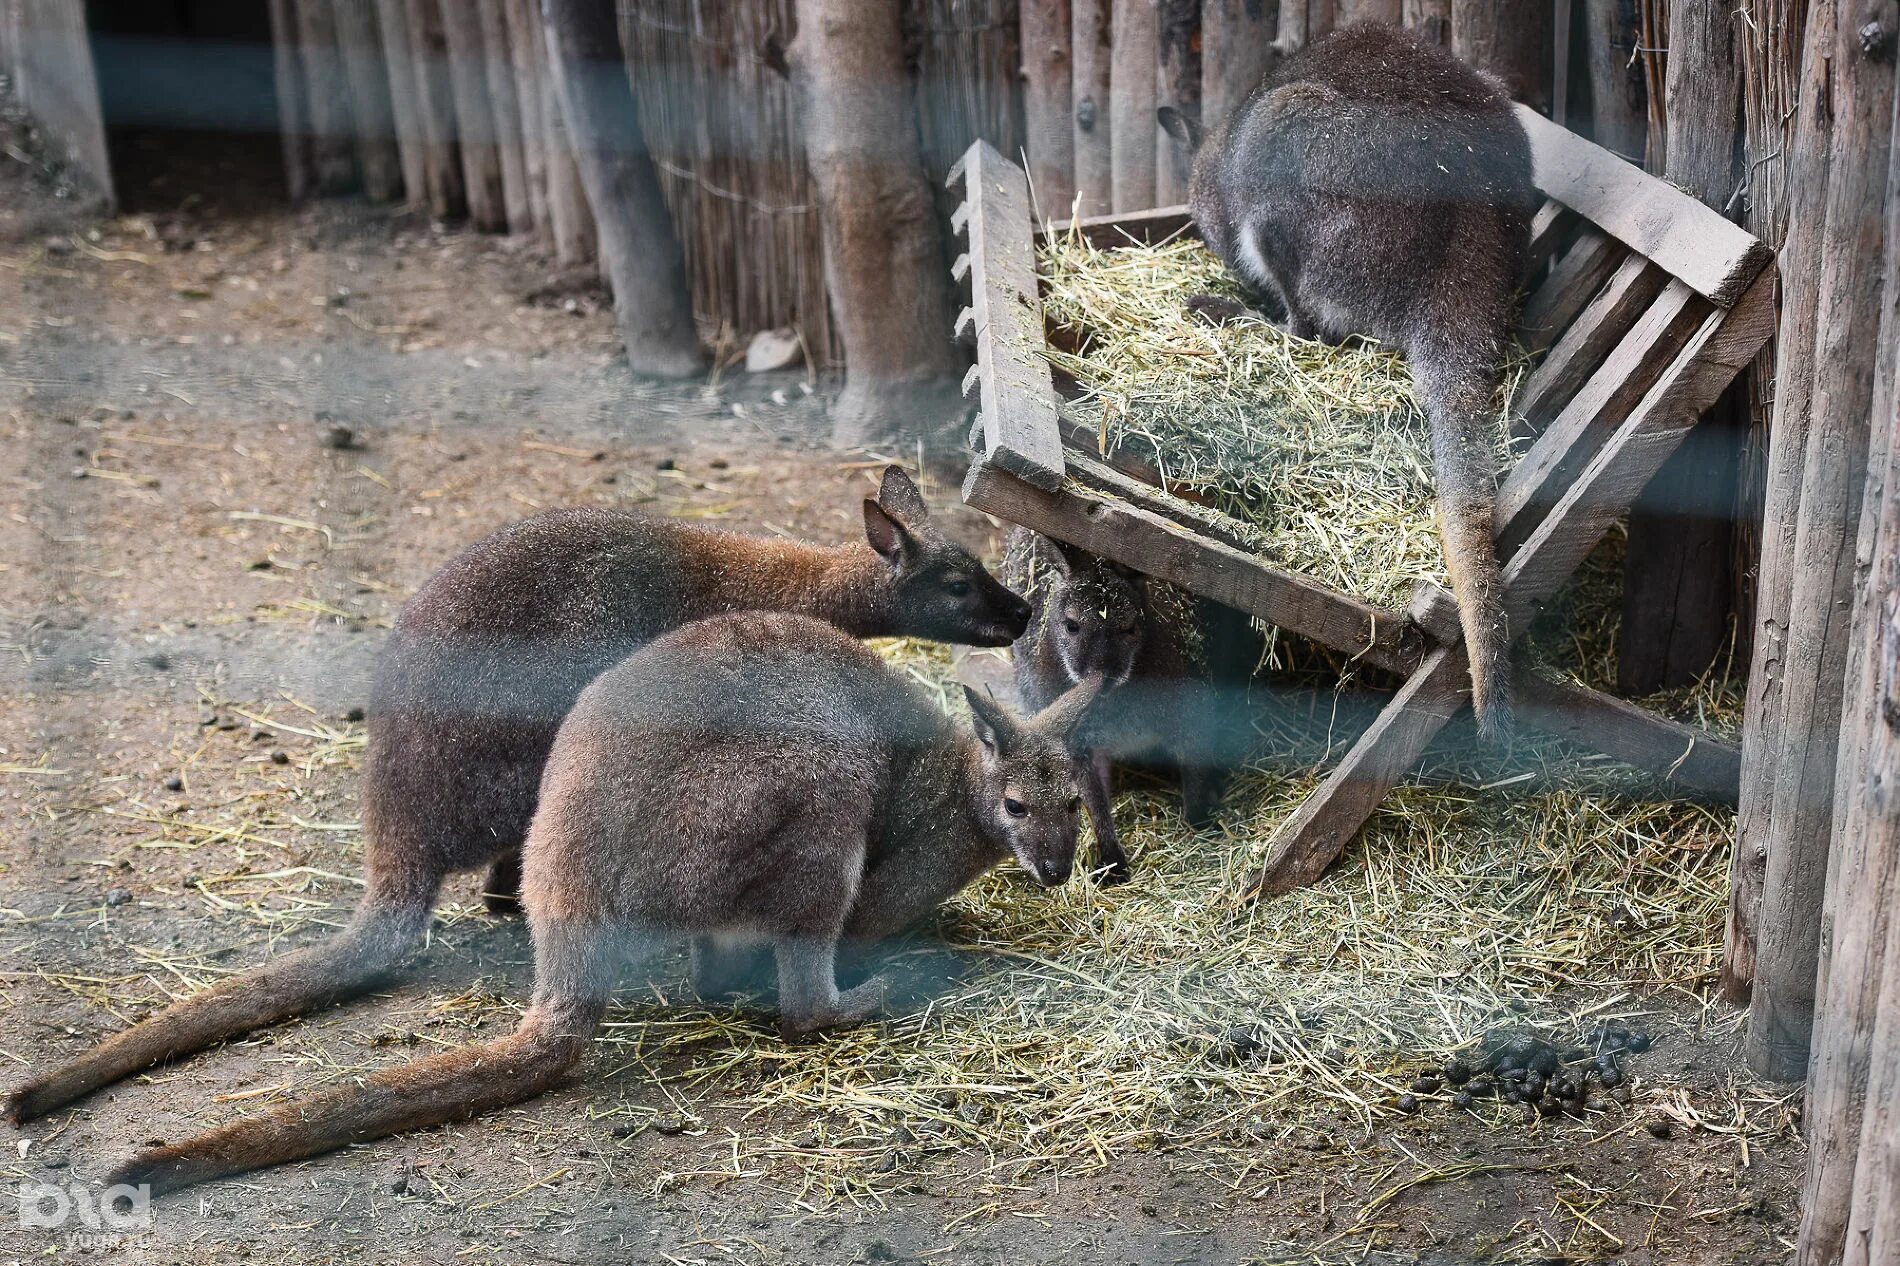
[374, 0, 428, 203]
[405, 0, 465, 218]
[537, 5, 593, 265]
[442, 0, 507, 230]
[1743, 0, 1896, 1082]
[505, 0, 549, 233]
[1111, 0, 1158, 212]
[1022, 0, 1077, 216]
[1155, 0, 1200, 205]
[476, 0, 531, 230]
[1619, 0, 1745, 695]
[268, 0, 314, 201]
[295, 0, 358, 193]
[1203, 0, 1279, 129]
[335, 0, 403, 202]
[1583, 0, 1646, 159]
[1071, 0, 1113, 216]
[1337, 0, 1400, 22]
[544, 0, 695, 357]
[1403, 0, 1451, 43]
[1451, 0, 1552, 111]
[1278, 0, 1337, 56]
[1798, 86, 1900, 1259]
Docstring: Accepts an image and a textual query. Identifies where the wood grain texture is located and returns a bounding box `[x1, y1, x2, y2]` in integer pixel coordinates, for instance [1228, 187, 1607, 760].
[1110, 0, 1158, 212]
[1021, 0, 1077, 216]
[1070, 0, 1113, 218]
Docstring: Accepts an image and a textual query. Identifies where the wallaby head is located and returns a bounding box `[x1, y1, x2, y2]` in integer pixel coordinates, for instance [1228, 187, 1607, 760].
[864, 466, 1032, 647]
[1036, 539, 1146, 691]
[961, 680, 1099, 887]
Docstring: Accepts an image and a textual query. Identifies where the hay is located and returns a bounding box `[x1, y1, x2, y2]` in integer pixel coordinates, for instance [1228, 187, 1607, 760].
[1036, 233, 1535, 609]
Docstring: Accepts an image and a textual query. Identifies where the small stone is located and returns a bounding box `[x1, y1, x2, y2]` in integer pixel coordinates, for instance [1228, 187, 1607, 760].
[104, 888, 132, 907]
[656, 457, 677, 471]
[709, 457, 729, 469]
[163, 775, 184, 792]
[1508, 998, 1530, 1014]
[320, 424, 358, 451]
[44, 235, 74, 255]
[651, 1113, 688, 1136]
[1647, 1119, 1673, 1139]
[270, 749, 290, 765]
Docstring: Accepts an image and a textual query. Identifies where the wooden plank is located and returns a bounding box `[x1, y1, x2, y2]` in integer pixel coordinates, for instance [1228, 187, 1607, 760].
[1046, 204, 1194, 247]
[1108, 0, 1156, 213]
[1520, 226, 1622, 352]
[964, 457, 1424, 673]
[442, 0, 507, 231]
[1020, 0, 1076, 217]
[1525, 199, 1577, 279]
[477, 0, 531, 230]
[269, 0, 314, 202]
[504, 0, 549, 232]
[1515, 254, 1669, 431]
[405, 0, 465, 218]
[373, 0, 428, 204]
[1517, 104, 1771, 305]
[1070, 0, 1112, 219]
[950, 142, 1067, 491]
[296, 0, 359, 194]
[334, 0, 403, 202]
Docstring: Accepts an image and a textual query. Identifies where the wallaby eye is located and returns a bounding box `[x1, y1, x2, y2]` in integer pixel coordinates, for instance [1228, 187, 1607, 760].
[1003, 797, 1028, 818]
[946, 580, 972, 597]
[1062, 618, 1082, 635]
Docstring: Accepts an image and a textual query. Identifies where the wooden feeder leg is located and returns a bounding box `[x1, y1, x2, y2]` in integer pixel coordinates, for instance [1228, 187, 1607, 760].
[1247, 647, 1470, 897]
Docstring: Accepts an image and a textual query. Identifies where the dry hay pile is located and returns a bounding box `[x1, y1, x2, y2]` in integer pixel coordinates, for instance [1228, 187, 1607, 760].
[1037, 233, 1533, 610]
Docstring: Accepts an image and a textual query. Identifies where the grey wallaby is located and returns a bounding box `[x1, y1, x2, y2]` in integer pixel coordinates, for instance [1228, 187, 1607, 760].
[1158, 23, 1535, 738]
[4, 467, 1032, 1125]
[1001, 528, 1247, 883]
[104, 612, 1100, 1194]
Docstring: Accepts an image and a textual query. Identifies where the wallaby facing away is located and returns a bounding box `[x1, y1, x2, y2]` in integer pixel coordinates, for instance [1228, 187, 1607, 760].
[105, 612, 1098, 1195]
[1159, 23, 1534, 737]
[1002, 528, 1245, 883]
[4, 468, 1032, 1126]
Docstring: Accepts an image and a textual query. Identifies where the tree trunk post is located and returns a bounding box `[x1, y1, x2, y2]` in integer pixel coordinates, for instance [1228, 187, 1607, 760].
[504, 0, 550, 232]
[1582, 0, 1645, 160]
[1155, 0, 1201, 205]
[1111, 0, 1158, 212]
[543, 0, 699, 373]
[1742, 0, 1897, 1082]
[1203, 0, 1280, 129]
[405, 0, 466, 218]
[1022, 0, 1077, 217]
[1451, 0, 1552, 111]
[791, 0, 962, 444]
[1337, 0, 1400, 22]
[334, 0, 404, 202]
[294, 0, 358, 194]
[1071, 0, 1113, 216]
[442, 0, 507, 230]
[373, 0, 429, 204]
[477, 0, 532, 230]
[1402, 0, 1451, 44]
[268, 0, 314, 201]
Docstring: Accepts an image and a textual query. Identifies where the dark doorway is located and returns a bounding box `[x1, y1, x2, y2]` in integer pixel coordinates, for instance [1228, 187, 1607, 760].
[85, 1, 286, 212]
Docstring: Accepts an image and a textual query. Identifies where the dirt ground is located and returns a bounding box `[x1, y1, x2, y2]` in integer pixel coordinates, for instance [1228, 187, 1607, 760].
[0, 129, 1806, 1266]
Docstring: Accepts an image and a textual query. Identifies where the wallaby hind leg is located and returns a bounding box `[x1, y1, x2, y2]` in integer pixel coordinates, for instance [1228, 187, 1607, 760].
[4, 865, 440, 1124]
[774, 938, 889, 1040]
[1079, 750, 1130, 885]
[483, 850, 524, 915]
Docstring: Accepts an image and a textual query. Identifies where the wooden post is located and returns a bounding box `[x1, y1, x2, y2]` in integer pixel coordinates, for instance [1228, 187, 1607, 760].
[334, 0, 403, 202]
[1402, 0, 1450, 43]
[1203, 0, 1279, 129]
[1451, 0, 1552, 111]
[476, 0, 531, 230]
[1022, 0, 1076, 217]
[1277, 0, 1336, 57]
[1797, 83, 1900, 1258]
[1582, 0, 1645, 160]
[1741, 0, 1896, 1082]
[405, 0, 465, 218]
[268, 0, 314, 201]
[442, 0, 507, 230]
[536, 4, 593, 265]
[295, 0, 359, 194]
[1071, 0, 1113, 216]
[1337, 0, 1400, 22]
[373, 0, 428, 203]
[1111, 0, 1158, 212]
[1155, 0, 1201, 205]
[1619, 0, 1745, 695]
[505, 0, 549, 233]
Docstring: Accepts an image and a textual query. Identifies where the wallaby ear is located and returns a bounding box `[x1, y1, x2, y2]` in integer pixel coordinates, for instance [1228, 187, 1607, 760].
[1156, 105, 1203, 153]
[1034, 673, 1104, 747]
[1050, 538, 1095, 579]
[876, 465, 931, 526]
[862, 498, 917, 566]
[962, 684, 1019, 755]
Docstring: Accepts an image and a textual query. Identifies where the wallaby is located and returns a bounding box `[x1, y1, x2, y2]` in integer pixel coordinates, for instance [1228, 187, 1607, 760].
[1158, 23, 1534, 738]
[1001, 528, 1243, 884]
[4, 467, 1032, 1125]
[103, 612, 1098, 1194]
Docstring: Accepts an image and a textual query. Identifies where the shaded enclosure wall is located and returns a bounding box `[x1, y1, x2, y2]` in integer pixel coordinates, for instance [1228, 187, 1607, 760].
[0, 0, 114, 205]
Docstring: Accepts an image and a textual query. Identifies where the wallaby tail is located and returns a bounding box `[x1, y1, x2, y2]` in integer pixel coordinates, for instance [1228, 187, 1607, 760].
[1414, 347, 1512, 740]
[3, 889, 432, 1125]
[104, 998, 602, 1196]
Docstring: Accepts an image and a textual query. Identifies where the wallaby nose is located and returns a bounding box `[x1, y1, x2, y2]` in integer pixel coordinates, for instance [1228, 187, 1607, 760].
[1004, 594, 1032, 636]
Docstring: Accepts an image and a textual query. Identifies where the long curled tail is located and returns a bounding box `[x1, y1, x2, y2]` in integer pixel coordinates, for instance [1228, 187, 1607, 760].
[1413, 347, 1512, 740]
[105, 997, 603, 1196]
[3, 890, 433, 1125]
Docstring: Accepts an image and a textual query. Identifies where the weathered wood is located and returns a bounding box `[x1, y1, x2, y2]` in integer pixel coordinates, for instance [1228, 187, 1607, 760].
[1155, 0, 1201, 206]
[296, 0, 359, 194]
[334, 0, 403, 202]
[1203, 0, 1280, 130]
[404, 0, 465, 218]
[1337, 0, 1401, 22]
[1744, 0, 1895, 1083]
[1047, 203, 1194, 246]
[1727, 0, 1836, 1006]
[442, 0, 507, 231]
[1583, 0, 1646, 161]
[1520, 225, 1622, 351]
[1071, 0, 1113, 218]
[373, 0, 428, 205]
[476, 0, 531, 230]
[1452, 0, 1551, 111]
[1516, 254, 1669, 429]
[1516, 105, 1772, 306]
[8, 0, 113, 207]
[503, 0, 548, 232]
[1402, 0, 1451, 44]
[1021, 0, 1077, 216]
[269, 0, 314, 202]
[538, 6, 594, 266]
[1276, 0, 1336, 57]
[950, 143, 1068, 490]
[1110, 0, 1158, 212]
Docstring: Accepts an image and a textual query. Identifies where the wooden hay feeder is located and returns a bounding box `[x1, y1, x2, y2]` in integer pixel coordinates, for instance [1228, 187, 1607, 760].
[946, 110, 1776, 898]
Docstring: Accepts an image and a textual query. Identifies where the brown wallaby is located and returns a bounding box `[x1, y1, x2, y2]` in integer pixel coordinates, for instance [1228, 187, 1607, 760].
[4, 467, 1032, 1126]
[1001, 528, 1244, 884]
[1158, 23, 1534, 738]
[103, 612, 1098, 1194]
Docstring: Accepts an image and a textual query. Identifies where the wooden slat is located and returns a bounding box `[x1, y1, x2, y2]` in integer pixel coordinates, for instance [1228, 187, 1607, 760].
[1520, 226, 1622, 352]
[1046, 204, 1194, 247]
[1525, 198, 1576, 279]
[949, 142, 1066, 491]
[1517, 104, 1772, 306]
[1515, 254, 1669, 430]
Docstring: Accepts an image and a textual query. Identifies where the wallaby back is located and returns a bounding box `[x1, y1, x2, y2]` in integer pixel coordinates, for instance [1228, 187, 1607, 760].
[1164, 24, 1532, 736]
[104, 613, 1097, 1194]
